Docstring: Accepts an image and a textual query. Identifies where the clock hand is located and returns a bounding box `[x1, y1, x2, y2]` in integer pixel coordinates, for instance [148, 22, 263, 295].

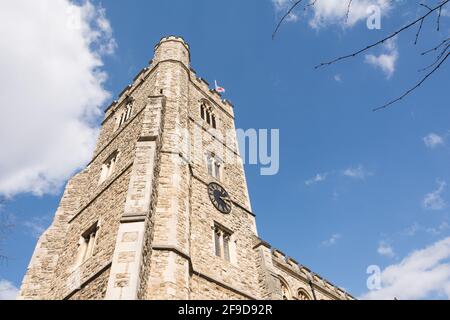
[219, 196, 231, 204]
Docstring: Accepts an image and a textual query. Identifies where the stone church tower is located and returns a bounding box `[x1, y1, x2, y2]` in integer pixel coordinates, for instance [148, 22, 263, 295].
[19, 36, 353, 300]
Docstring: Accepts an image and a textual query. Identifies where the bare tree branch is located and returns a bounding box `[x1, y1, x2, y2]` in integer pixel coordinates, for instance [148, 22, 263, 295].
[419, 42, 450, 71]
[272, 0, 450, 111]
[373, 52, 449, 111]
[437, 5, 442, 31]
[422, 37, 450, 55]
[345, 0, 354, 24]
[315, 0, 449, 68]
[415, 18, 425, 45]
[272, 0, 306, 40]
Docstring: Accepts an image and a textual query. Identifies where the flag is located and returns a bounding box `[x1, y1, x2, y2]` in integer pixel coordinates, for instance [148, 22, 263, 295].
[214, 80, 226, 93]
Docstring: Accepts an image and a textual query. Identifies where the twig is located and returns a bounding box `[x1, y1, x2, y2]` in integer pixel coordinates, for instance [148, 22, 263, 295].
[374, 52, 449, 111]
[272, 0, 306, 40]
[345, 0, 354, 24]
[316, 0, 450, 69]
[419, 43, 450, 71]
[421, 38, 450, 55]
[415, 18, 425, 44]
[437, 6, 442, 31]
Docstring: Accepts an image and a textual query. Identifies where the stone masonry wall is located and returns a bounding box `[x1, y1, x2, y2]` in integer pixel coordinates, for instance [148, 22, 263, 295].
[18, 171, 88, 299]
[144, 38, 193, 300]
[33, 67, 155, 299]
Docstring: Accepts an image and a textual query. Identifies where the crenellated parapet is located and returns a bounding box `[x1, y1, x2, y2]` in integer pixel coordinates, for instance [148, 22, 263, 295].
[104, 39, 234, 125]
[191, 75, 234, 115]
[255, 239, 354, 300]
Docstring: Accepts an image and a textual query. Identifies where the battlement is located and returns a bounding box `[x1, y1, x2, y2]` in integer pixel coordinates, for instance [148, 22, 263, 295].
[265, 243, 354, 300]
[155, 35, 190, 51]
[104, 37, 233, 117]
[192, 75, 234, 111]
[104, 66, 234, 119]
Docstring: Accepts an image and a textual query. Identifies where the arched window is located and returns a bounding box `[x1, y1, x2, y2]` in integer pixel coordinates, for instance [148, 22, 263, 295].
[298, 289, 312, 300]
[200, 101, 217, 128]
[117, 101, 133, 128]
[99, 151, 119, 185]
[214, 161, 221, 179]
[213, 224, 233, 262]
[125, 102, 133, 120]
[206, 152, 222, 181]
[207, 154, 215, 177]
[200, 104, 206, 120]
[74, 222, 99, 268]
[279, 278, 292, 300]
[206, 110, 211, 125]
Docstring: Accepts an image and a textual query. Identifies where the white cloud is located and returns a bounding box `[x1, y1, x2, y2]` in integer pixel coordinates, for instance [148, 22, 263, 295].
[334, 74, 343, 82]
[321, 233, 342, 247]
[272, 0, 300, 22]
[365, 39, 399, 78]
[401, 223, 420, 237]
[424, 133, 445, 149]
[427, 222, 450, 236]
[0, 280, 18, 300]
[362, 237, 450, 300]
[342, 165, 372, 180]
[0, 0, 116, 196]
[308, 0, 392, 29]
[271, 1, 399, 77]
[272, 0, 290, 10]
[423, 181, 447, 211]
[378, 241, 395, 258]
[272, 0, 393, 28]
[400, 221, 450, 237]
[305, 164, 372, 186]
[305, 172, 328, 186]
[442, 6, 450, 17]
[332, 190, 340, 200]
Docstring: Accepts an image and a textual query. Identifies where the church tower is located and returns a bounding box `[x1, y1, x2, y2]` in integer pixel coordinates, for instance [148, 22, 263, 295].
[19, 36, 353, 300]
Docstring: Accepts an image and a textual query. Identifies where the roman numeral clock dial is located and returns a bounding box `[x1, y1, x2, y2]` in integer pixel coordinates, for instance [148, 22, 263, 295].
[208, 182, 232, 214]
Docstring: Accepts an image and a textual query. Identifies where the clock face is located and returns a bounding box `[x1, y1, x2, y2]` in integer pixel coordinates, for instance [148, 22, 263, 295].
[208, 182, 232, 214]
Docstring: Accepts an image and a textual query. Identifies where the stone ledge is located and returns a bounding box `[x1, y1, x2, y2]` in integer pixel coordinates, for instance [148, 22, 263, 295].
[63, 261, 112, 300]
[68, 162, 134, 223]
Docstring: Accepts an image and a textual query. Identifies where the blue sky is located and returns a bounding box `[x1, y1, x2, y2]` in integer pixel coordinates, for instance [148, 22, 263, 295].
[1, 0, 450, 300]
